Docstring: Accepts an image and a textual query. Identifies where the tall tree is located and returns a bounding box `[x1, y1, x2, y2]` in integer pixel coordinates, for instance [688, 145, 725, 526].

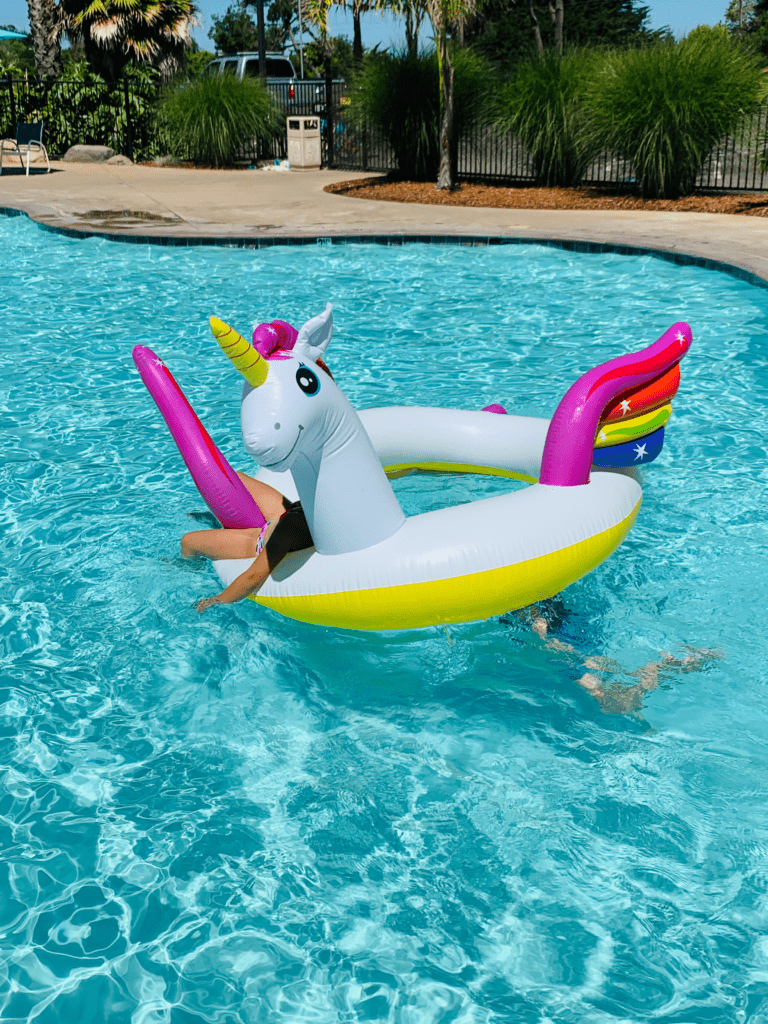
[467, 0, 657, 67]
[209, 5, 260, 52]
[27, 0, 61, 77]
[332, 0, 383, 67]
[261, 0, 306, 53]
[403, 1, 424, 55]
[377, 0, 477, 188]
[427, 0, 479, 188]
[742, 0, 768, 55]
[725, 0, 757, 33]
[0, 25, 37, 75]
[56, 0, 196, 80]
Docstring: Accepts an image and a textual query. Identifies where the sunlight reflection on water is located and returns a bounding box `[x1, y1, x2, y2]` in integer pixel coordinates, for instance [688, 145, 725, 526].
[1, 216, 768, 1022]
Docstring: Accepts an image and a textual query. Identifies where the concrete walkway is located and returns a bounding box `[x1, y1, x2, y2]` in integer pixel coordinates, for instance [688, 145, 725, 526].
[2, 161, 768, 282]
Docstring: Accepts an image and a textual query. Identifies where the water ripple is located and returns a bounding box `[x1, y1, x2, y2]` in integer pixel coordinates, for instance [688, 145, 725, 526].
[1, 217, 768, 1021]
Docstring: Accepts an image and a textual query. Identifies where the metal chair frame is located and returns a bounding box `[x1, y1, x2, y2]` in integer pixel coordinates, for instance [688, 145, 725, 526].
[0, 122, 51, 176]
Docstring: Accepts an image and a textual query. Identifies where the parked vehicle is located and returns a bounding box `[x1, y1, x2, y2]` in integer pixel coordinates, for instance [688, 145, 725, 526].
[203, 54, 345, 124]
[204, 52, 297, 82]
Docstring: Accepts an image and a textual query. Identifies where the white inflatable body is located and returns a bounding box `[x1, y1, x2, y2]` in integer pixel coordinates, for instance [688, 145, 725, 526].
[213, 406, 642, 630]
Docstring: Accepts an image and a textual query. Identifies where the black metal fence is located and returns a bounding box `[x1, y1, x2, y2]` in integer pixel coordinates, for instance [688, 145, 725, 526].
[2, 73, 768, 190]
[1, 75, 160, 161]
[339, 114, 768, 190]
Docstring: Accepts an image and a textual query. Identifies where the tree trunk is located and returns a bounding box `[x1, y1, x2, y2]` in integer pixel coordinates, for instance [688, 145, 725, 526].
[435, 19, 454, 190]
[528, 0, 544, 56]
[26, 0, 61, 79]
[405, 6, 417, 57]
[548, 0, 564, 53]
[405, 5, 425, 58]
[353, 6, 363, 68]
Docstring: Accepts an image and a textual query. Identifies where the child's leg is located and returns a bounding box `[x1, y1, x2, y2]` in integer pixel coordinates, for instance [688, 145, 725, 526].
[236, 473, 289, 520]
[181, 527, 263, 561]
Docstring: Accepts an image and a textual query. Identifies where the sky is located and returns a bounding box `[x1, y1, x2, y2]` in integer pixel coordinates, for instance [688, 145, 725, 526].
[0, 0, 737, 55]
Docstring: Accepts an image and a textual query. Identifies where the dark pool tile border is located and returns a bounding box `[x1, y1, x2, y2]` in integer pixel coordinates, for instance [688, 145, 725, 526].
[2, 204, 766, 290]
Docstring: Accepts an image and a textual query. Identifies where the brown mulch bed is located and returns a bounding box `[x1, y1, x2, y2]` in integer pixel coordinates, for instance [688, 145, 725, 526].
[325, 177, 768, 215]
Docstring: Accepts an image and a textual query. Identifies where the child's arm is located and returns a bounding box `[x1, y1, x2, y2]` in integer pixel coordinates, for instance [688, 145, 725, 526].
[196, 551, 271, 611]
[196, 516, 299, 613]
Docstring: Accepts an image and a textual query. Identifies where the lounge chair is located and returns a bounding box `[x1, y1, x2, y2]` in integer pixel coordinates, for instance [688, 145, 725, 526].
[0, 122, 50, 176]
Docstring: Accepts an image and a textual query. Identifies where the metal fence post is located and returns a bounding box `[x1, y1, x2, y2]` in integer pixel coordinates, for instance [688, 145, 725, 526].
[123, 76, 134, 162]
[6, 74, 17, 137]
[324, 72, 334, 169]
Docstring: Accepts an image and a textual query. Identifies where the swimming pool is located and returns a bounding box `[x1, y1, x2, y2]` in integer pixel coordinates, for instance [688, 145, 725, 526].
[2, 213, 768, 1022]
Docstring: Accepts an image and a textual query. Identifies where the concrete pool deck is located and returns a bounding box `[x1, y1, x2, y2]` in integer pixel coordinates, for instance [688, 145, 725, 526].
[1, 161, 767, 282]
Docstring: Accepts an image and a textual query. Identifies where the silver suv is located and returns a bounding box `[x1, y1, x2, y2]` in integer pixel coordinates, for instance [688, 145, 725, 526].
[204, 52, 296, 81]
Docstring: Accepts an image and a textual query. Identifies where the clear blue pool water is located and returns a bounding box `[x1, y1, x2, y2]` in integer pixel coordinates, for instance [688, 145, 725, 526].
[2, 214, 768, 1023]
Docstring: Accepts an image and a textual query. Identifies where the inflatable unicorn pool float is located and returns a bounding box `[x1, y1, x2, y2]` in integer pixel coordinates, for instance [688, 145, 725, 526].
[134, 305, 691, 630]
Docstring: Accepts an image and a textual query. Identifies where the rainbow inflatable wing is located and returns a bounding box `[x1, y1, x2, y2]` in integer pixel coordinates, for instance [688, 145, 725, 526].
[592, 363, 680, 468]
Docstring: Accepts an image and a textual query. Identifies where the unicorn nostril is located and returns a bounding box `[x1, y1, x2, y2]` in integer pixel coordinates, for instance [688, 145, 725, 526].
[274, 422, 280, 430]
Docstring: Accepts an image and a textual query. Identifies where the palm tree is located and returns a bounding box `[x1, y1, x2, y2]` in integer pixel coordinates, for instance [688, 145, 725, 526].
[369, 0, 478, 188]
[403, 0, 424, 57]
[56, 0, 197, 80]
[27, 0, 61, 77]
[304, 0, 331, 70]
[424, 0, 478, 188]
[331, 0, 381, 67]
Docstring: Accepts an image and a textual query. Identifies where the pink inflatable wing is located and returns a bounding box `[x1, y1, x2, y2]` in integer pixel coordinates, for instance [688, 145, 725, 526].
[133, 345, 266, 530]
[540, 322, 692, 488]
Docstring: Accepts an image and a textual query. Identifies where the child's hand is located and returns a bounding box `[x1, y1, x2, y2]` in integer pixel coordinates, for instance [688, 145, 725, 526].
[196, 595, 222, 614]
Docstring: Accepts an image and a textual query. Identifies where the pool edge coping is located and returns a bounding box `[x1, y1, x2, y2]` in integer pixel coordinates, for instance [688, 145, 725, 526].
[3, 202, 767, 291]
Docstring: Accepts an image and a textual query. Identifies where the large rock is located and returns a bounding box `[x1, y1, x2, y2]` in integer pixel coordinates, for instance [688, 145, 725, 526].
[63, 144, 116, 163]
[106, 154, 132, 165]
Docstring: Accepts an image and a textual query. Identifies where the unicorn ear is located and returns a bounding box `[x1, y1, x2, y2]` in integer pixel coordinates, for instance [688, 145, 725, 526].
[295, 303, 333, 362]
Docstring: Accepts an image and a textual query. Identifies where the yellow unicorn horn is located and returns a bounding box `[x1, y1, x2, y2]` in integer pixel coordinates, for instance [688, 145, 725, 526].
[210, 317, 269, 388]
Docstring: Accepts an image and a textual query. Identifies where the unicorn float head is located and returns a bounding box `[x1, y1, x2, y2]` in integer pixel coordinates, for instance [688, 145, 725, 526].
[210, 303, 406, 557]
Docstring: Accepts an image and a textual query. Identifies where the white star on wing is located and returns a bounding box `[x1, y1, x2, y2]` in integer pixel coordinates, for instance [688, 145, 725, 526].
[267, 326, 278, 335]
[598, 430, 607, 442]
[620, 399, 631, 415]
[633, 442, 648, 461]
[154, 358, 165, 368]
[675, 331, 686, 343]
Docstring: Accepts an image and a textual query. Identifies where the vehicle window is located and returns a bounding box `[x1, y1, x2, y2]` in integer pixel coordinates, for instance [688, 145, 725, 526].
[243, 57, 294, 77]
[202, 61, 220, 76]
[267, 58, 294, 77]
[222, 59, 239, 75]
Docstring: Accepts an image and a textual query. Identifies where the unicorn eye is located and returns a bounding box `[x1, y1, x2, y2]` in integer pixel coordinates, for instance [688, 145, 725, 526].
[296, 364, 320, 396]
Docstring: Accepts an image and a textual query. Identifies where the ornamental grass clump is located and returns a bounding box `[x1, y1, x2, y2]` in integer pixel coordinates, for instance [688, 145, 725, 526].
[348, 49, 486, 181]
[157, 74, 280, 167]
[586, 26, 765, 199]
[490, 48, 599, 188]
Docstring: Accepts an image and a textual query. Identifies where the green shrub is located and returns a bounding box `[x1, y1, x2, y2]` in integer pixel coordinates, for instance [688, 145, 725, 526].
[156, 74, 280, 166]
[586, 27, 765, 199]
[0, 74, 162, 160]
[489, 48, 599, 187]
[348, 48, 487, 181]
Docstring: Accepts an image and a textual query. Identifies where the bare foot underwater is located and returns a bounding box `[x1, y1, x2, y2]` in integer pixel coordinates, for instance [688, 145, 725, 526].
[520, 605, 722, 716]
